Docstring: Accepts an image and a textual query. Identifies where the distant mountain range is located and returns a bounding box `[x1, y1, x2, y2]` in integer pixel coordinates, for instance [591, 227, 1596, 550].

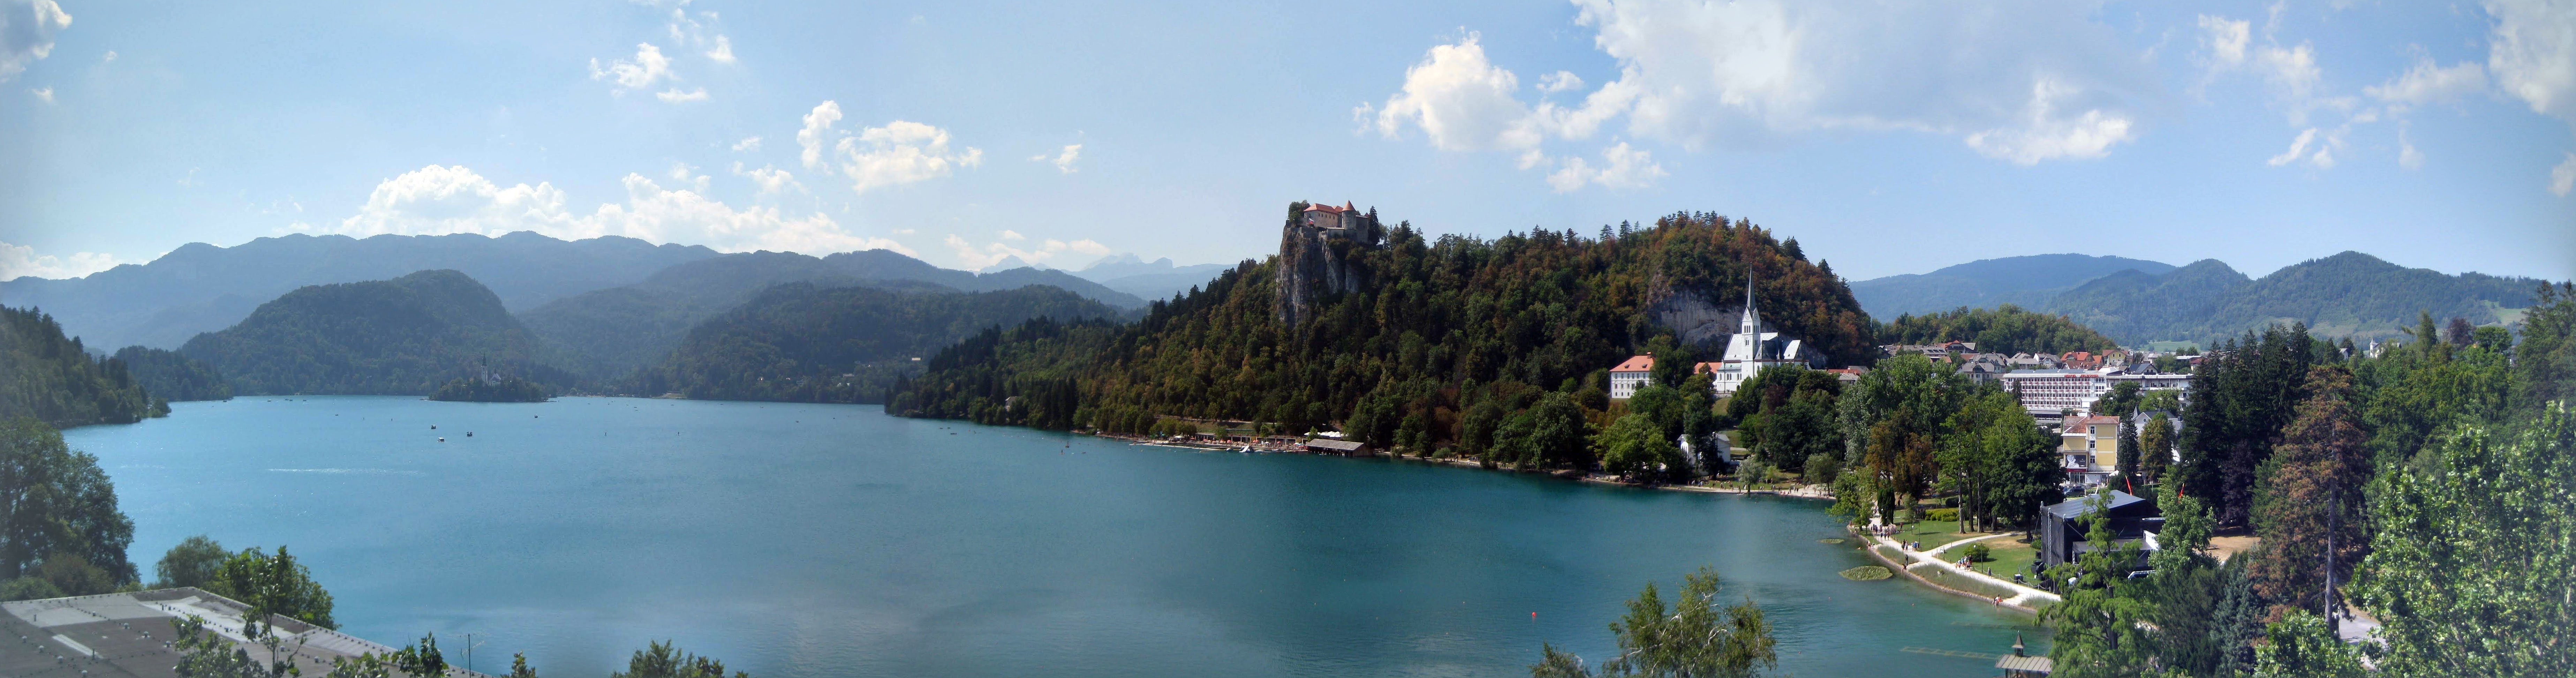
[0, 232, 720, 351]
[1066, 254, 1238, 301]
[0, 232, 1152, 353]
[1849, 254, 2177, 318]
[1851, 251, 2552, 347]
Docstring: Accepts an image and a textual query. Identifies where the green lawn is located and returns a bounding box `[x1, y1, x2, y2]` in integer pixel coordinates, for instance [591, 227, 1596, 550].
[1890, 520, 2000, 550]
[1907, 564, 2025, 601]
[1976, 539, 2041, 583]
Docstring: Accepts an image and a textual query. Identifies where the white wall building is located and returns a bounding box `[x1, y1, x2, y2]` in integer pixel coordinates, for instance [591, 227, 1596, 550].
[1608, 354, 1655, 399]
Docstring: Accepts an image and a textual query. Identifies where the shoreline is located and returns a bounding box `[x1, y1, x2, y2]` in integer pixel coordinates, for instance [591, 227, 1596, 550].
[1092, 431, 1837, 500]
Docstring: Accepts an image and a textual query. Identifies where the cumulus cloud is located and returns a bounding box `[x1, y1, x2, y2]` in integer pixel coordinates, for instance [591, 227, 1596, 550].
[732, 136, 761, 152]
[2554, 152, 2576, 196]
[656, 87, 708, 103]
[664, 7, 736, 65]
[704, 35, 734, 63]
[1965, 78, 2137, 164]
[27, 85, 48, 103]
[590, 43, 674, 92]
[944, 234, 1113, 270]
[1359, 0, 2157, 185]
[731, 162, 798, 195]
[324, 165, 911, 256]
[2197, 13, 2352, 126]
[831, 120, 981, 194]
[2367, 59, 2491, 109]
[2264, 127, 2342, 167]
[1361, 34, 1542, 152]
[0, 0, 70, 83]
[1538, 70, 1585, 94]
[1032, 144, 1081, 173]
[2488, 0, 2576, 127]
[1544, 142, 1665, 192]
[799, 101, 843, 170]
[0, 240, 118, 280]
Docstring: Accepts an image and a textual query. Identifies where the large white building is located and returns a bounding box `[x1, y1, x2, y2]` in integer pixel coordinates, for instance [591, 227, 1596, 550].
[1608, 354, 1656, 399]
[1999, 368, 2192, 422]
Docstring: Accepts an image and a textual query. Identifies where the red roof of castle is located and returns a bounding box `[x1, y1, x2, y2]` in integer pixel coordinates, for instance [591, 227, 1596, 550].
[1306, 202, 1357, 214]
[1611, 355, 1654, 372]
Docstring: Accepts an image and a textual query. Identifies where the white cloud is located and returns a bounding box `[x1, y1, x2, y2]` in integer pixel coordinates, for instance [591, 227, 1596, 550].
[27, 85, 48, 103]
[731, 162, 798, 196]
[2264, 127, 2340, 167]
[1544, 142, 1665, 192]
[832, 120, 981, 194]
[0, 240, 118, 280]
[590, 43, 674, 92]
[799, 100, 842, 170]
[2367, 59, 2491, 109]
[2488, 0, 2576, 127]
[664, 7, 736, 65]
[656, 87, 708, 103]
[0, 0, 70, 83]
[326, 164, 912, 256]
[1032, 144, 1081, 173]
[98, 50, 111, 63]
[731, 136, 761, 152]
[943, 234, 1112, 269]
[1362, 33, 1543, 152]
[1538, 70, 1585, 94]
[1965, 78, 2137, 164]
[2553, 152, 2576, 196]
[2399, 125, 2424, 169]
[1362, 1, 2156, 176]
[704, 35, 735, 63]
[2197, 15, 2250, 67]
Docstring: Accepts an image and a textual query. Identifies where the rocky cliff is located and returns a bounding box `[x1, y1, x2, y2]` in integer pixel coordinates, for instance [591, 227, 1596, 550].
[1273, 204, 1382, 326]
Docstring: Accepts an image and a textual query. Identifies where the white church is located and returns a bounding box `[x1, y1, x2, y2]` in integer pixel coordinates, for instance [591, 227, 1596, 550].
[1609, 277, 1820, 399]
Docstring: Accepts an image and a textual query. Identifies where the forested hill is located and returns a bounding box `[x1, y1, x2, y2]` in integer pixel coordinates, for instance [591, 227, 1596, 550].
[179, 270, 567, 396]
[521, 249, 1143, 382]
[2043, 251, 2546, 346]
[632, 283, 1124, 402]
[1849, 253, 2177, 318]
[890, 211, 1876, 439]
[1876, 306, 2117, 355]
[0, 307, 167, 428]
[111, 346, 232, 402]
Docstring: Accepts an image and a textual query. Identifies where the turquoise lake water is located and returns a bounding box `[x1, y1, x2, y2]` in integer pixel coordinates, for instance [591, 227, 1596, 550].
[63, 396, 2039, 677]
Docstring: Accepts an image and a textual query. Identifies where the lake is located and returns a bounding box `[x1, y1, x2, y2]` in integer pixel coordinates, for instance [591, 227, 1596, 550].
[63, 396, 2039, 677]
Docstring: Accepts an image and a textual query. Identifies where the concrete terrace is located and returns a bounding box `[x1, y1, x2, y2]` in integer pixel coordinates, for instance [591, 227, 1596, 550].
[1, 588, 487, 678]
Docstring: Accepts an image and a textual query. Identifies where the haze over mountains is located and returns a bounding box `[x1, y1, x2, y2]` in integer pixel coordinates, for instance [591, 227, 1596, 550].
[0, 232, 1164, 353]
[1851, 251, 2549, 346]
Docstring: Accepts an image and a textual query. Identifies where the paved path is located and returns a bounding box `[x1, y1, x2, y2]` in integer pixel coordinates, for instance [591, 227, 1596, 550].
[1867, 532, 2060, 609]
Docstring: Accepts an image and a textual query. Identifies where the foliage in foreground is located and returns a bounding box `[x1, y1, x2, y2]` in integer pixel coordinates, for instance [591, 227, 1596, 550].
[152, 535, 337, 629]
[1532, 566, 1775, 678]
[0, 416, 139, 598]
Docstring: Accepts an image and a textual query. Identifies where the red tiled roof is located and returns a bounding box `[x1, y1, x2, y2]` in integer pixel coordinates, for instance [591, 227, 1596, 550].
[1611, 355, 1654, 372]
[1306, 203, 1347, 214]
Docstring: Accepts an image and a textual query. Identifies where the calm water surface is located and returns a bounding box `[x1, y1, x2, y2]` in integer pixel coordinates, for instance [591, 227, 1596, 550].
[65, 397, 2039, 677]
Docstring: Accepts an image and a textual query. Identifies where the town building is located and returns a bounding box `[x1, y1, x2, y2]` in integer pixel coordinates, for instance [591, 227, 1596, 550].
[2038, 490, 2161, 571]
[2059, 414, 2123, 487]
[1956, 353, 2009, 386]
[1996, 369, 2111, 421]
[1881, 341, 1975, 361]
[2007, 353, 2063, 370]
[1608, 354, 1656, 399]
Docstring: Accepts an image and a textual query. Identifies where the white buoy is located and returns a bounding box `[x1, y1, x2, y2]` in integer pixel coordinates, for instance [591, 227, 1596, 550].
[437, 437, 446, 442]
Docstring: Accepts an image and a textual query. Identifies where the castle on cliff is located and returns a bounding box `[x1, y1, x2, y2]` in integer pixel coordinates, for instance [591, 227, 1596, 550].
[1275, 201, 1383, 325]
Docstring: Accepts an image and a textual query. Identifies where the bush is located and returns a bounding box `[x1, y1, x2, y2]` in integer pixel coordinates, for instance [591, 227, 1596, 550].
[1963, 543, 1994, 563]
[1840, 566, 1893, 581]
[1925, 507, 1959, 521]
[1804, 453, 1841, 485]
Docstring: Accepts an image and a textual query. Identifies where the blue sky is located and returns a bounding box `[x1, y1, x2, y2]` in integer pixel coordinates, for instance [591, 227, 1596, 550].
[2, 0, 2571, 282]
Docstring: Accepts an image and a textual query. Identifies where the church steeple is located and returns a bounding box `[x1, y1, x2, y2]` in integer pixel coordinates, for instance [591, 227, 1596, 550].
[1739, 273, 1762, 361]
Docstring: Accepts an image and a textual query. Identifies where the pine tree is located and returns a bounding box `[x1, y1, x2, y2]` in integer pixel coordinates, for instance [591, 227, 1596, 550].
[2247, 366, 2369, 622]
